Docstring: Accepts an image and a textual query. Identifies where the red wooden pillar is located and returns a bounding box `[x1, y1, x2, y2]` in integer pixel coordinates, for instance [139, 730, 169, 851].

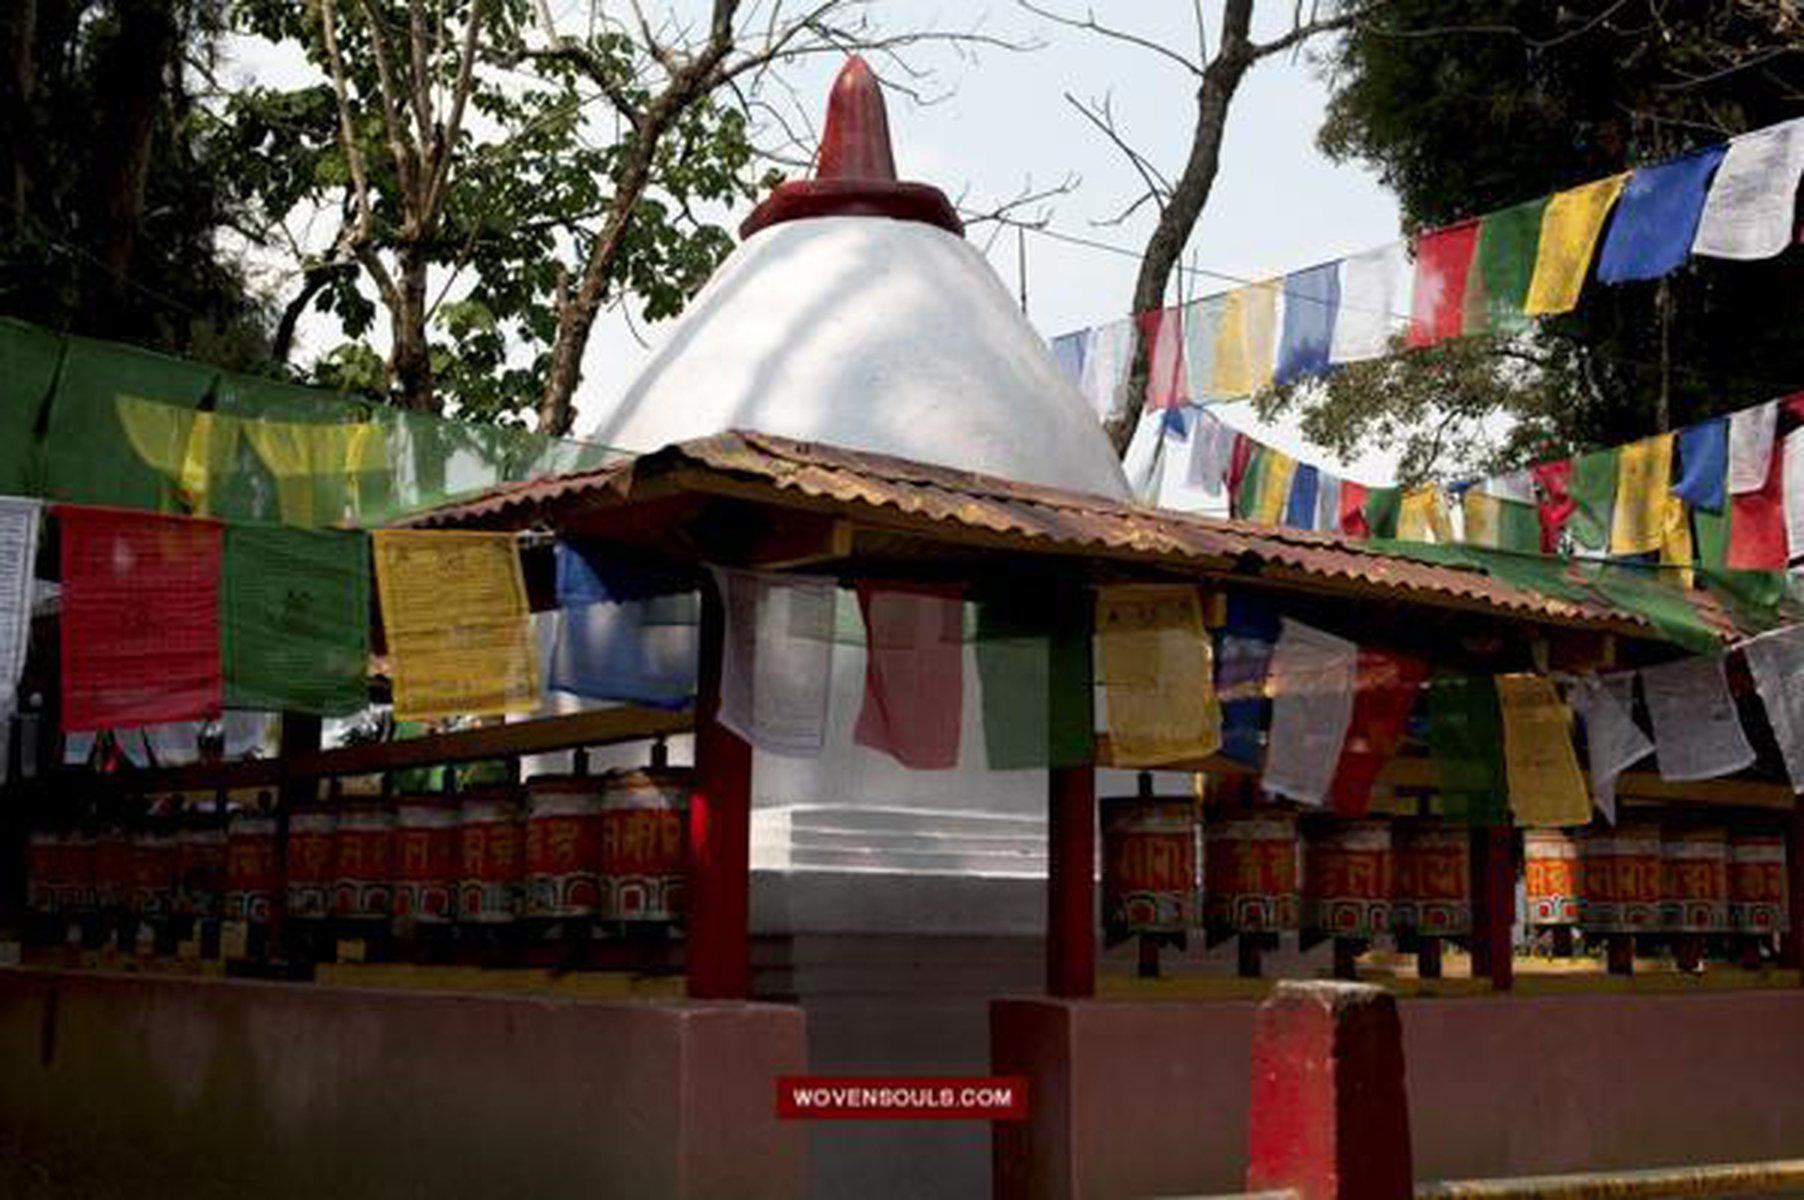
[1470, 826, 1515, 991]
[688, 578, 754, 1000]
[1047, 587, 1096, 998]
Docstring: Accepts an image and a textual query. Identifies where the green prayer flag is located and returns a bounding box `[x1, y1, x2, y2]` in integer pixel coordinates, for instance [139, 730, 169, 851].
[1235, 444, 1268, 521]
[1364, 486, 1402, 538]
[1580, 560, 1719, 654]
[1693, 506, 1729, 573]
[222, 526, 371, 715]
[1568, 449, 1619, 551]
[0, 318, 61, 496]
[974, 592, 1092, 770]
[1428, 672, 1507, 827]
[1467, 197, 1549, 335]
[1496, 497, 1542, 554]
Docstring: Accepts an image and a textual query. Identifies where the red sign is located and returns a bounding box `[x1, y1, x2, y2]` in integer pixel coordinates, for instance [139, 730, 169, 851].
[776, 1076, 1029, 1121]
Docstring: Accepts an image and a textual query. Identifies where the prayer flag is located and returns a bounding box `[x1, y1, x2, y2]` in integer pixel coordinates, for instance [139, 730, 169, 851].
[1156, 414, 1219, 514]
[1253, 450, 1298, 527]
[1397, 486, 1452, 543]
[0, 498, 40, 720]
[1326, 649, 1428, 817]
[550, 543, 697, 710]
[1315, 473, 1343, 534]
[243, 417, 386, 528]
[1242, 281, 1280, 394]
[1340, 481, 1370, 537]
[1186, 408, 1238, 496]
[222, 526, 369, 715]
[1569, 449, 1619, 551]
[1610, 433, 1674, 555]
[1641, 655, 1756, 781]
[1673, 417, 1729, 512]
[1212, 289, 1254, 397]
[1428, 672, 1507, 826]
[1484, 470, 1537, 505]
[974, 592, 1090, 770]
[1137, 307, 1190, 411]
[1693, 118, 1804, 260]
[711, 567, 835, 756]
[1695, 504, 1729, 573]
[853, 583, 965, 770]
[1498, 497, 1542, 553]
[114, 398, 240, 518]
[1214, 592, 1279, 767]
[1364, 486, 1402, 539]
[1532, 460, 1576, 552]
[1525, 173, 1629, 315]
[1407, 220, 1480, 348]
[1079, 320, 1132, 421]
[1661, 493, 1695, 590]
[1275, 262, 1340, 385]
[1226, 432, 1255, 504]
[1262, 619, 1358, 806]
[58, 505, 222, 731]
[1331, 244, 1407, 364]
[372, 530, 539, 722]
[1121, 407, 1165, 502]
[1787, 429, 1804, 565]
[1729, 401, 1779, 494]
[1597, 145, 1729, 283]
[1285, 463, 1320, 530]
[1095, 584, 1221, 767]
[1567, 673, 1653, 824]
[1462, 490, 1503, 548]
[1467, 197, 1548, 334]
[1050, 331, 1088, 384]
[1728, 431, 1787, 570]
[1184, 295, 1225, 401]
[1742, 624, 1804, 792]
[1496, 673, 1591, 827]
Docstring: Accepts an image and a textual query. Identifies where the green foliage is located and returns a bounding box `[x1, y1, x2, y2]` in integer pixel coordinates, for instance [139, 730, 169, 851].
[1271, 0, 1804, 479]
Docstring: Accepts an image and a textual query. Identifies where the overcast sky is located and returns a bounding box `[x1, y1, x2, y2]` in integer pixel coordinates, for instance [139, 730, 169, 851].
[229, 2, 1408, 480]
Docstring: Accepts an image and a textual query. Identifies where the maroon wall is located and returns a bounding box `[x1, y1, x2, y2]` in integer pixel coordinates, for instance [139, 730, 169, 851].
[994, 990, 1804, 1200]
[0, 969, 805, 1200]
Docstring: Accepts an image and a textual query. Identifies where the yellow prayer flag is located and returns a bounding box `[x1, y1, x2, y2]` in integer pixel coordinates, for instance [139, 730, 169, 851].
[245, 419, 385, 527]
[1609, 433, 1674, 555]
[1096, 584, 1222, 767]
[372, 530, 541, 722]
[1524, 173, 1630, 316]
[1397, 486, 1453, 544]
[1254, 451, 1298, 526]
[1212, 289, 1251, 396]
[115, 396, 240, 517]
[1660, 492, 1695, 590]
[1243, 280, 1280, 394]
[1495, 674, 1591, 826]
[1461, 490, 1501, 548]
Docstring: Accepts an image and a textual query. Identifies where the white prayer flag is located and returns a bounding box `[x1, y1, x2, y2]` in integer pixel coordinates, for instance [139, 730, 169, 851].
[0, 497, 41, 722]
[1261, 618, 1358, 806]
[1484, 470, 1536, 505]
[1315, 473, 1343, 533]
[1785, 432, 1804, 563]
[711, 566, 836, 757]
[1568, 673, 1653, 824]
[1693, 118, 1804, 261]
[1330, 243, 1407, 364]
[1156, 413, 1217, 514]
[1186, 408, 1238, 496]
[1121, 407, 1165, 503]
[1640, 655, 1756, 782]
[1729, 401, 1778, 495]
[1742, 624, 1804, 793]
[1079, 319, 1133, 422]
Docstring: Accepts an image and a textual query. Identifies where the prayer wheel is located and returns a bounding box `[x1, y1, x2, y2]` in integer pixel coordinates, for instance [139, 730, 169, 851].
[1661, 826, 1730, 934]
[1729, 830, 1790, 935]
[1203, 806, 1300, 935]
[60, 831, 96, 916]
[1390, 819, 1472, 937]
[1101, 787, 1197, 937]
[129, 824, 178, 920]
[1579, 822, 1664, 935]
[26, 831, 61, 915]
[1523, 829, 1581, 930]
[393, 795, 460, 925]
[457, 786, 524, 924]
[599, 770, 691, 923]
[225, 810, 280, 924]
[93, 826, 134, 914]
[173, 815, 227, 920]
[1302, 819, 1393, 939]
[332, 801, 395, 920]
[285, 807, 337, 920]
[524, 775, 606, 919]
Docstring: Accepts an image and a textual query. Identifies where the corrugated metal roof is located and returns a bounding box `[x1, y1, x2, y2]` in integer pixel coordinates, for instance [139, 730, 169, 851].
[404, 430, 1740, 642]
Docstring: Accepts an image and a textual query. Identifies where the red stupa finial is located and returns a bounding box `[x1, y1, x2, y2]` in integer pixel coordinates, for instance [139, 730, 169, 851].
[740, 57, 962, 239]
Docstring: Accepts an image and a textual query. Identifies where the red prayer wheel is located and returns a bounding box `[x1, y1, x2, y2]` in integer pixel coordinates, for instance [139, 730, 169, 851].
[1203, 806, 1300, 934]
[1729, 830, 1789, 935]
[524, 775, 605, 919]
[1661, 826, 1730, 934]
[332, 801, 394, 919]
[60, 832, 96, 915]
[1390, 819, 1472, 937]
[225, 811, 279, 925]
[173, 816, 227, 920]
[27, 831, 62, 915]
[1303, 819, 1393, 939]
[1524, 829, 1581, 928]
[393, 795, 460, 925]
[1579, 822, 1663, 935]
[1101, 791, 1197, 936]
[600, 769, 690, 923]
[93, 827, 134, 913]
[458, 786, 524, 924]
[285, 807, 337, 920]
[130, 826, 178, 919]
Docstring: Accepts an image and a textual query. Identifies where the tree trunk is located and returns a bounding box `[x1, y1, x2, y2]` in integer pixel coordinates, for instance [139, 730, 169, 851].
[0, 0, 34, 239]
[390, 246, 437, 412]
[272, 264, 349, 365]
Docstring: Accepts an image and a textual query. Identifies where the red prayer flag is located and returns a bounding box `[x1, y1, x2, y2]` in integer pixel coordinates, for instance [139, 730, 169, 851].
[1226, 434, 1254, 507]
[58, 505, 223, 732]
[1531, 460, 1577, 553]
[1729, 431, 1787, 570]
[1340, 480, 1371, 538]
[1326, 649, 1428, 816]
[1407, 220, 1481, 348]
[1136, 307, 1190, 412]
[853, 582, 965, 770]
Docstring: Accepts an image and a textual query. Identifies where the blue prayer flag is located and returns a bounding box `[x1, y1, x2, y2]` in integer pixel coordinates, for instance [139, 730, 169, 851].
[1274, 262, 1340, 385]
[1673, 417, 1728, 512]
[1285, 463, 1320, 529]
[1597, 145, 1728, 283]
[550, 542, 698, 709]
[1051, 331, 1088, 384]
[1214, 592, 1280, 767]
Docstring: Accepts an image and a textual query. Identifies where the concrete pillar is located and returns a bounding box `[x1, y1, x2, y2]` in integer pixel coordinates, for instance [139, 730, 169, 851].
[1245, 980, 1412, 1200]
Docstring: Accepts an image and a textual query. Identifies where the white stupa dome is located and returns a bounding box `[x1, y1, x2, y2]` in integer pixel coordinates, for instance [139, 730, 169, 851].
[588, 58, 1130, 501]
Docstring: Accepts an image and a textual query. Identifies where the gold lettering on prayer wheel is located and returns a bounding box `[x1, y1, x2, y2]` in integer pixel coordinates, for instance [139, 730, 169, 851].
[524, 775, 606, 919]
[225, 810, 279, 925]
[599, 769, 691, 923]
[1302, 819, 1394, 939]
[1579, 823, 1663, 935]
[285, 807, 336, 920]
[1203, 806, 1300, 935]
[1729, 830, 1790, 935]
[457, 786, 524, 924]
[393, 795, 460, 924]
[173, 815, 227, 920]
[1102, 795, 1198, 936]
[1524, 829, 1581, 928]
[93, 827, 133, 914]
[130, 825, 178, 920]
[1660, 825, 1730, 934]
[1392, 819, 1471, 936]
[332, 802, 395, 920]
